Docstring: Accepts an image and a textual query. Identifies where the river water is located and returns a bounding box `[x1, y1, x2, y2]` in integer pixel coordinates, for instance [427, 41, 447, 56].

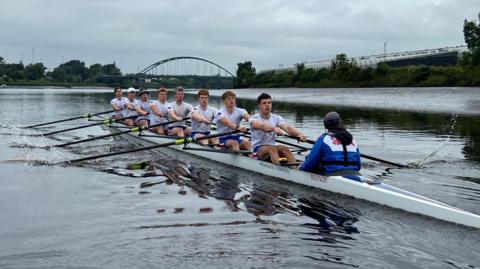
[0, 87, 479, 268]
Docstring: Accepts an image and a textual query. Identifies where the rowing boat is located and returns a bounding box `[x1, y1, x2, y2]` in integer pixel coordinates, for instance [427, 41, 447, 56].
[103, 121, 480, 229]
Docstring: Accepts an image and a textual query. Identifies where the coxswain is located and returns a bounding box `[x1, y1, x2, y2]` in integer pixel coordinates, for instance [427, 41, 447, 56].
[299, 111, 361, 175]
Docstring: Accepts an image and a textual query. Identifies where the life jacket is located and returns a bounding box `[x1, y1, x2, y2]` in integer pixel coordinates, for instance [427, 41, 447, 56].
[317, 128, 361, 175]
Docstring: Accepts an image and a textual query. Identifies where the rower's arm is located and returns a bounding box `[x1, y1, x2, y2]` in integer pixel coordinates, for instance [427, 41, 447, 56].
[299, 137, 323, 172]
[279, 123, 306, 141]
[150, 103, 161, 116]
[251, 119, 275, 132]
[191, 111, 203, 122]
[168, 109, 182, 121]
[125, 102, 135, 110]
[134, 105, 148, 116]
[242, 111, 251, 121]
[111, 103, 121, 111]
[218, 117, 237, 130]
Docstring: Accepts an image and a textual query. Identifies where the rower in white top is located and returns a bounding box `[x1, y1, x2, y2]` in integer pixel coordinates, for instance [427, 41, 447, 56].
[215, 90, 251, 151]
[167, 86, 193, 137]
[249, 93, 306, 165]
[110, 87, 127, 120]
[190, 89, 219, 145]
[123, 87, 139, 126]
[134, 89, 151, 127]
[149, 87, 169, 134]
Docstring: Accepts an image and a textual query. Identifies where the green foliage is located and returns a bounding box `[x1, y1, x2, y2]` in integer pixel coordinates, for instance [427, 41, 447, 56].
[23, 63, 47, 80]
[234, 61, 256, 88]
[463, 13, 480, 50]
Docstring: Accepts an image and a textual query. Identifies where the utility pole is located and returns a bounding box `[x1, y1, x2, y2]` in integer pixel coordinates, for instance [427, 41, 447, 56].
[32, 48, 35, 64]
[20, 53, 24, 64]
[384, 40, 388, 59]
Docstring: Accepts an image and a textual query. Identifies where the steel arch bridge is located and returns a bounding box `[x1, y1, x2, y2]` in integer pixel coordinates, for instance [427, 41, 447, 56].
[137, 56, 236, 77]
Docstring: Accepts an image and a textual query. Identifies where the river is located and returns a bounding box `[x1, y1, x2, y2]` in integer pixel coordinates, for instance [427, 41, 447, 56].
[0, 87, 479, 268]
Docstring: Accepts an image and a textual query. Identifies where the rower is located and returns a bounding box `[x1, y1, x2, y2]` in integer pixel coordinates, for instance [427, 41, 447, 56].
[299, 112, 361, 175]
[167, 86, 193, 137]
[134, 89, 152, 127]
[110, 87, 127, 120]
[123, 87, 139, 126]
[215, 90, 251, 151]
[190, 89, 219, 145]
[149, 87, 169, 134]
[249, 93, 306, 165]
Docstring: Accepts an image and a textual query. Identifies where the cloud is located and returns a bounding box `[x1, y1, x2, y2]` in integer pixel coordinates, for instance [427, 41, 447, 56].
[0, 0, 477, 73]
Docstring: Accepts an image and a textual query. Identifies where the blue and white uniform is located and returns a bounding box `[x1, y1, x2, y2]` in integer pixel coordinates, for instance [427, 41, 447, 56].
[110, 97, 128, 118]
[191, 105, 219, 136]
[167, 101, 193, 129]
[135, 100, 152, 122]
[123, 98, 139, 118]
[149, 100, 169, 126]
[214, 107, 247, 144]
[299, 132, 361, 175]
[249, 113, 285, 152]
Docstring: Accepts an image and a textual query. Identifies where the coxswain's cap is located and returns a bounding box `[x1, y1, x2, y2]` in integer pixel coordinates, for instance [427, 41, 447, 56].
[323, 111, 342, 129]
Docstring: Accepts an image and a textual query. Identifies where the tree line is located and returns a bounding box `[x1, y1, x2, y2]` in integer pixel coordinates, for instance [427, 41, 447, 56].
[0, 58, 121, 85]
[234, 13, 480, 88]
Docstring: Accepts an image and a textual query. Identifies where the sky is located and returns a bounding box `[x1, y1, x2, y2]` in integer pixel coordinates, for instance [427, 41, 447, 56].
[0, 0, 477, 74]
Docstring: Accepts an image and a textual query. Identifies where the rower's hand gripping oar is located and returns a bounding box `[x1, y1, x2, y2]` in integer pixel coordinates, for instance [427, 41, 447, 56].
[22, 109, 117, 129]
[283, 134, 408, 168]
[53, 117, 190, 147]
[64, 129, 245, 164]
[37, 114, 141, 137]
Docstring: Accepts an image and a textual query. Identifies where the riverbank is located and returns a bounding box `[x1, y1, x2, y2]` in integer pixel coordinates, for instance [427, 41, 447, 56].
[246, 65, 480, 89]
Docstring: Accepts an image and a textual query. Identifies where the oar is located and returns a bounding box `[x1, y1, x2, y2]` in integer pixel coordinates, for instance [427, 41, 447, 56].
[38, 114, 140, 137]
[283, 134, 408, 168]
[23, 109, 116, 128]
[54, 117, 190, 147]
[65, 129, 242, 164]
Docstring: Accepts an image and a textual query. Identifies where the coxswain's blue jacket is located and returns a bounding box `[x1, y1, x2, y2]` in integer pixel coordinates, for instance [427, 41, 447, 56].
[299, 131, 361, 175]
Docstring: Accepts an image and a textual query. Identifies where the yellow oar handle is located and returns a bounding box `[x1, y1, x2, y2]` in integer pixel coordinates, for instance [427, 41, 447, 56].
[175, 138, 193, 145]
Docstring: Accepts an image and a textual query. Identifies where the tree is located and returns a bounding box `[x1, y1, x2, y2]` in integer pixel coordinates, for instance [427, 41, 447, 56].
[234, 61, 256, 88]
[464, 13, 480, 50]
[103, 62, 121, 76]
[89, 63, 104, 77]
[24, 63, 47, 80]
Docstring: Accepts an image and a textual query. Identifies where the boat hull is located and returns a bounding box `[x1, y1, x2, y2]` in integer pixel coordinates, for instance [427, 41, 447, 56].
[105, 124, 480, 229]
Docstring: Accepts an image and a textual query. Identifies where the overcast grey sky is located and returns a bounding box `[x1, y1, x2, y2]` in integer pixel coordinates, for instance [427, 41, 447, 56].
[0, 0, 477, 74]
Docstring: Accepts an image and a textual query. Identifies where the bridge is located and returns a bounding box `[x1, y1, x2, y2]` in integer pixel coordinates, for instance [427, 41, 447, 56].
[97, 56, 236, 89]
[261, 45, 469, 74]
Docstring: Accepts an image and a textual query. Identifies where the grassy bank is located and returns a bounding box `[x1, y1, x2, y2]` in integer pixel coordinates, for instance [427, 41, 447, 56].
[249, 64, 480, 89]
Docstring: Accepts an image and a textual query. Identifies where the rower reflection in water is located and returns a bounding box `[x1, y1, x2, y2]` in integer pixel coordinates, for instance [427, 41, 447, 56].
[190, 89, 219, 145]
[300, 112, 361, 175]
[215, 90, 251, 151]
[249, 93, 306, 165]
